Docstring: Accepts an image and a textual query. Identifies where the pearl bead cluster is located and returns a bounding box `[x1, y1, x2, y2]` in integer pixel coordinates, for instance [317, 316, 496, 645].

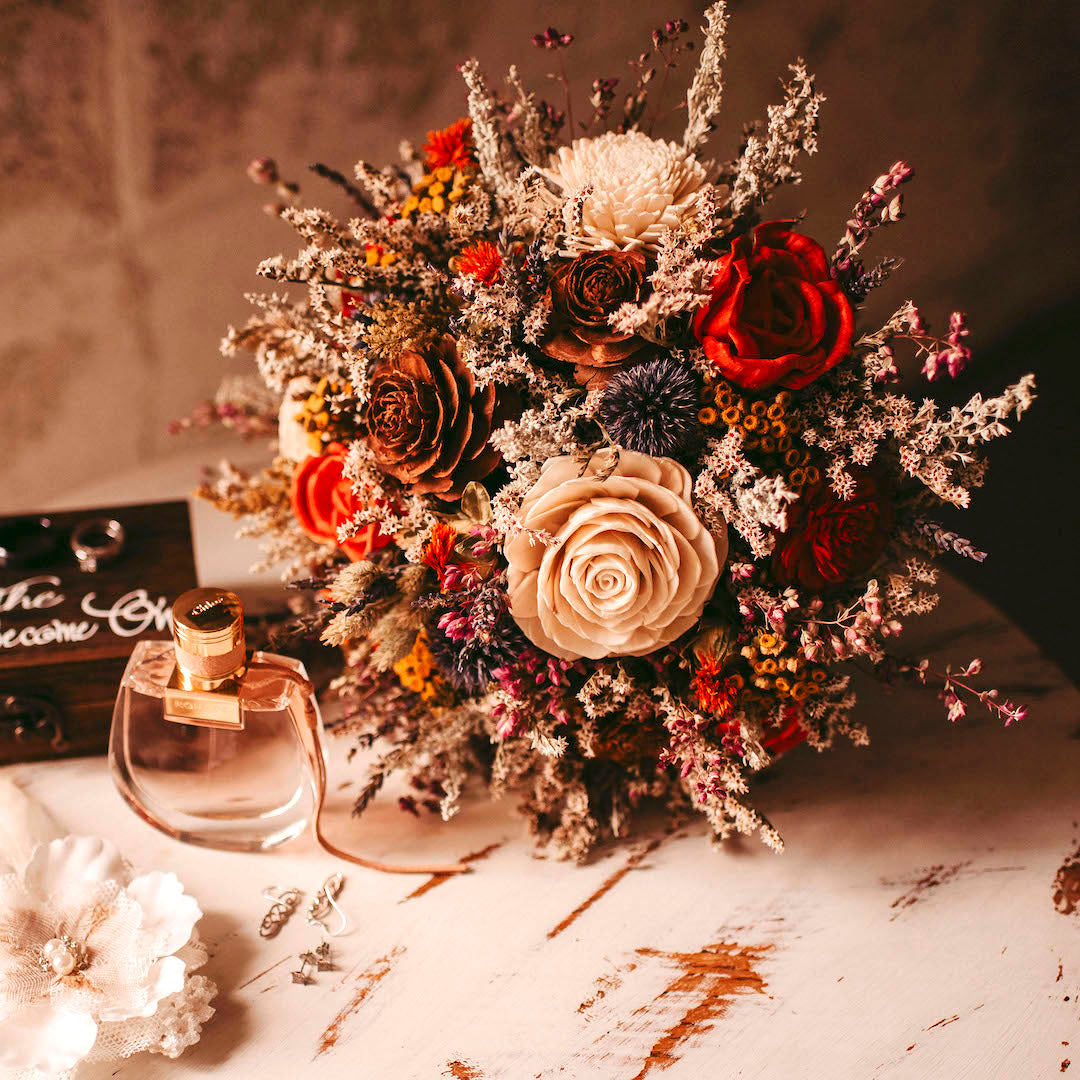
[36, 935, 87, 978]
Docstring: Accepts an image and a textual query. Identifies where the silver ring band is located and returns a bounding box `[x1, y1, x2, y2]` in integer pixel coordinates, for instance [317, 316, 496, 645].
[70, 518, 125, 573]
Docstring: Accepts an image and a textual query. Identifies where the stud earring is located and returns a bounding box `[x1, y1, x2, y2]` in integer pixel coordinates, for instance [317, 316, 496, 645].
[292, 941, 334, 985]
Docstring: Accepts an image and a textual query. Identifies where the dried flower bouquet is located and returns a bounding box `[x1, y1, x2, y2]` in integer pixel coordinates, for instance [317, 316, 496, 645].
[193, 7, 1035, 860]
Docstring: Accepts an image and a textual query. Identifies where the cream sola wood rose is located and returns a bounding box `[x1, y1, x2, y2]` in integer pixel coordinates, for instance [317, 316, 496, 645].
[506, 451, 725, 660]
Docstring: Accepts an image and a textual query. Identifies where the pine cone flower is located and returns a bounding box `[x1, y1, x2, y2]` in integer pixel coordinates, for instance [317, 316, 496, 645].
[539, 131, 707, 254]
[540, 250, 652, 387]
[363, 336, 517, 500]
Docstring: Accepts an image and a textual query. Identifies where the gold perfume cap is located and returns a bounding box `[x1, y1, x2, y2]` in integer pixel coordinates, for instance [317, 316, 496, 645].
[172, 587, 246, 680]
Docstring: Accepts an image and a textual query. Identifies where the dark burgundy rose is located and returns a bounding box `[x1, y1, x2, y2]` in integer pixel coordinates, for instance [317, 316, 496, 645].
[693, 221, 855, 391]
[363, 336, 517, 501]
[773, 469, 893, 591]
[540, 251, 652, 387]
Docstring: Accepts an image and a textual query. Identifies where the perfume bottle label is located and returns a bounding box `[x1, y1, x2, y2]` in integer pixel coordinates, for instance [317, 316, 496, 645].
[164, 668, 244, 730]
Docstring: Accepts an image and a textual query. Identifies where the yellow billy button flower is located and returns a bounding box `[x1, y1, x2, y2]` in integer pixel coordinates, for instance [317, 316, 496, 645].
[400, 168, 474, 220]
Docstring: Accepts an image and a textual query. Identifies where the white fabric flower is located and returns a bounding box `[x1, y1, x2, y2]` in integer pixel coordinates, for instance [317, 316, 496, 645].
[277, 375, 319, 462]
[0, 836, 209, 1077]
[506, 451, 725, 659]
[539, 131, 708, 254]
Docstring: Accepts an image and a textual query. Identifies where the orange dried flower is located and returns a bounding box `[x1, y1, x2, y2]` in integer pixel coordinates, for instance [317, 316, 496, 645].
[421, 522, 459, 585]
[690, 655, 740, 719]
[423, 118, 476, 171]
[458, 240, 503, 286]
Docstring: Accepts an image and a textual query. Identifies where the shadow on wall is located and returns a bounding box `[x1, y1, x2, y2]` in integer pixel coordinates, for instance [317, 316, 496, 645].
[940, 297, 1080, 686]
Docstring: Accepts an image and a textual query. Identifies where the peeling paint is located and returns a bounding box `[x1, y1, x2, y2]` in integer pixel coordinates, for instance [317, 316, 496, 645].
[624, 942, 771, 1079]
[577, 961, 637, 1017]
[315, 945, 404, 1058]
[926, 1014, 960, 1030]
[885, 861, 1023, 919]
[1053, 851, 1080, 916]
[548, 837, 662, 940]
[444, 1061, 483, 1079]
[401, 842, 504, 901]
[888, 862, 971, 917]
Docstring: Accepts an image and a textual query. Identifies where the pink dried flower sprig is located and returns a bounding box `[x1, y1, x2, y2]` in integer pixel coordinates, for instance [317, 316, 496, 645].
[168, 399, 276, 439]
[587, 77, 620, 131]
[833, 161, 913, 274]
[857, 301, 972, 382]
[920, 311, 972, 381]
[245, 155, 300, 217]
[655, 691, 731, 806]
[532, 27, 574, 49]
[908, 657, 1027, 726]
[491, 650, 578, 739]
[796, 581, 903, 666]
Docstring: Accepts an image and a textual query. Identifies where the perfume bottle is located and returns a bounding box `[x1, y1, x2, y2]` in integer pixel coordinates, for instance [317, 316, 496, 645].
[108, 587, 323, 852]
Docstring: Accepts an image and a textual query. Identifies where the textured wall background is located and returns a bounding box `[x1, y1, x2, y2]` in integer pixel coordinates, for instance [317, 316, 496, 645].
[1, 0, 1077, 667]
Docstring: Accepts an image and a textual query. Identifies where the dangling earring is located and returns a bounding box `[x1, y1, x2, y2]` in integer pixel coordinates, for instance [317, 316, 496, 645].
[259, 887, 302, 938]
[306, 873, 349, 938]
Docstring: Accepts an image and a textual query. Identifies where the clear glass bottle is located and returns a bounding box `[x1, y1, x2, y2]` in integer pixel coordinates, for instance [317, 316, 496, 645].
[108, 587, 323, 852]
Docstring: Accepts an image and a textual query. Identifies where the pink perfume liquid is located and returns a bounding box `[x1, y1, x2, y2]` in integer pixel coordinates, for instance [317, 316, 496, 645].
[109, 640, 322, 851]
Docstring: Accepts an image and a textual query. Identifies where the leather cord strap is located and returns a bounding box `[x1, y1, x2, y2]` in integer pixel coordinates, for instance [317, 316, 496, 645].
[245, 662, 468, 876]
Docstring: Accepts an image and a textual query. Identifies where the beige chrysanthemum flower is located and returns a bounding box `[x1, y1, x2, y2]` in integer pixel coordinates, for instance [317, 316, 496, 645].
[539, 131, 709, 255]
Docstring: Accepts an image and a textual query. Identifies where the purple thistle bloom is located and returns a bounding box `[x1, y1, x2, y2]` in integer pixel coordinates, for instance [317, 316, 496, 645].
[427, 621, 504, 696]
[597, 355, 703, 459]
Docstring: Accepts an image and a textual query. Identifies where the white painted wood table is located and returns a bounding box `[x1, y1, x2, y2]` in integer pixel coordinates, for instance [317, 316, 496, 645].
[5, 449, 1079, 1079]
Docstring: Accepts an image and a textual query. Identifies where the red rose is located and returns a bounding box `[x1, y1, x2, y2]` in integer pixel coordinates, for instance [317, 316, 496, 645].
[760, 706, 809, 756]
[719, 708, 808, 757]
[773, 469, 893, 591]
[693, 221, 854, 391]
[292, 446, 391, 562]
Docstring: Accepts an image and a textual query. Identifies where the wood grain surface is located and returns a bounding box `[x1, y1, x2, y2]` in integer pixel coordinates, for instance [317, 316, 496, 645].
[4, 572, 1078, 1079]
